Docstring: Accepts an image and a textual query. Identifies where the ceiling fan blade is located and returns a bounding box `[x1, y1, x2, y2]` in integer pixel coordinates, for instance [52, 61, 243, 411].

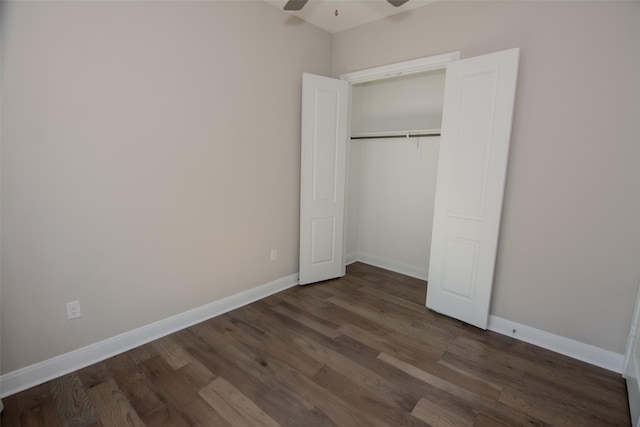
[387, 0, 410, 6]
[284, 0, 309, 11]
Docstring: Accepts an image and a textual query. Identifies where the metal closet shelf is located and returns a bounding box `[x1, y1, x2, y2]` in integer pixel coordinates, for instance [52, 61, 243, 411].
[350, 130, 441, 140]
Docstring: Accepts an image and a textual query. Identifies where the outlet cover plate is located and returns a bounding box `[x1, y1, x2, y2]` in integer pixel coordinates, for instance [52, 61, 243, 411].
[66, 301, 81, 320]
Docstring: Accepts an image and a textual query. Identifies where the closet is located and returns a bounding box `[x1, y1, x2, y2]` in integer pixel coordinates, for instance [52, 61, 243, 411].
[299, 49, 519, 329]
[346, 68, 446, 281]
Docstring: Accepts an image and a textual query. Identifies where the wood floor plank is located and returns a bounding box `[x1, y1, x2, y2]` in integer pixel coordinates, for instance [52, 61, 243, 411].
[328, 284, 438, 333]
[510, 339, 629, 403]
[1, 395, 22, 426]
[377, 352, 548, 426]
[103, 353, 145, 388]
[290, 334, 419, 413]
[347, 263, 426, 302]
[15, 383, 54, 413]
[1, 263, 631, 427]
[199, 377, 280, 427]
[77, 362, 111, 390]
[473, 413, 516, 427]
[139, 355, 232, 427]
[281, 290, 391, 335]
[338, 323, 445, 363]
[356, 284, 431, 315]
[23, 401, 63, 427]
[220, 312, 268, 341]
[520, 370, 630, 425]
[178, 328, 335, 427]
[176, 358, 217, 390]
[152, 336, 192, 370]
[378, 351, 502, 400]
[49, 372, 99, 427]
[113, 378, 164, 421]
[327, 293, 455, 350]
[411, 395, 475, 427]
[260, 335, 325, 378]
[311, 365, 430, 427]
[127, 343, 159, 364]
[86, 377, 145, 427]
[426, 356, 503, 396]
[499, 380, 629, 427]
[270, 302, 342, 338]
[206, 313, 263, 348]
[442, 342, 525, 384]
[378, 352, 486, 403]
[139, 403, 191, 427]
[189, 320, 381, 427]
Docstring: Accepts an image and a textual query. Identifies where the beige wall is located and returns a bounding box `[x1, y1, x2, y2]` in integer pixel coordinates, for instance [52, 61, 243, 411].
[2, 0, 639, 376]
[0, 1, 330, 373]
[333, 1, 640, 354]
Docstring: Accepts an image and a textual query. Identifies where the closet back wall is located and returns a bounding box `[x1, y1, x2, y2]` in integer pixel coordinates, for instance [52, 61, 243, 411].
[347, 138, 439, 280]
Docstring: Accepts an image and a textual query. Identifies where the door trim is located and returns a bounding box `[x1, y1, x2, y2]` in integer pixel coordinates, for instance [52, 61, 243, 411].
[340, 52, 460, 84]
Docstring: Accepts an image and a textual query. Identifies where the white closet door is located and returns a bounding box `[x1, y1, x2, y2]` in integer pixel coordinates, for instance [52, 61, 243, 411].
[299, 73, 349, 285]
[426, 48, 519, 329]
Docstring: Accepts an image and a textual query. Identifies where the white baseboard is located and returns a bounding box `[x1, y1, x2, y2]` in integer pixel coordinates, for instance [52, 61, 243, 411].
[488, 315, 625, 374]
[347, 259, 623, 373]
[351, 255, 623, 373]
[1, 270, 624, 398]
[353, 253, 428, 280]
[0, 273, 299, 398]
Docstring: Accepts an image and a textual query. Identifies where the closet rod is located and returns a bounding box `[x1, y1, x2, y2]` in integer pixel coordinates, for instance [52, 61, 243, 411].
[350, 133, 440, 140]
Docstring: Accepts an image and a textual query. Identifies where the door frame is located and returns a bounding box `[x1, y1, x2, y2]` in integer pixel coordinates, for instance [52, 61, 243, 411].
[337, 51, 460, 278]
[340, 52, 461, 84]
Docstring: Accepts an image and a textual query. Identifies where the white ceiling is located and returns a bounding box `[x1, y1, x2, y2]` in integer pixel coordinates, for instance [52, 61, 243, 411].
[264, 0, 437, 34]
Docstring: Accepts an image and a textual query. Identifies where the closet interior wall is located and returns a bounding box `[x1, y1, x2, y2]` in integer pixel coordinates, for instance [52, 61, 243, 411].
[345, 69, 446, 280]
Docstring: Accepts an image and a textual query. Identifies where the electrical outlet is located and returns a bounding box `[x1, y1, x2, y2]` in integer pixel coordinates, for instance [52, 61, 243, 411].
[66, 300, 81, 320]
[270, 249, 278, 262]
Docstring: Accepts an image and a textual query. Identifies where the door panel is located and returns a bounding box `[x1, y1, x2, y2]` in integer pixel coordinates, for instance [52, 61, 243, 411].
[299, 73, 349, 285]
[426, 49, 519, 329]
[310, 217, 336, 264]
[441, 237, 479, 299]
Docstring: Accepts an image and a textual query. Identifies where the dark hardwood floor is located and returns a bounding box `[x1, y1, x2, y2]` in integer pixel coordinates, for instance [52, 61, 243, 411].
[0, 262, 631, 426]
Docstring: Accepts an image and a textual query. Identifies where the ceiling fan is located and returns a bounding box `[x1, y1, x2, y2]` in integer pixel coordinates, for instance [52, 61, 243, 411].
[284, 0, 410, 11]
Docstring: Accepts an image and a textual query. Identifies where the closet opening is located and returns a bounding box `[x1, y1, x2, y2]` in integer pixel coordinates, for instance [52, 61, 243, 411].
[344, 67, 447, 282]
[301, 48, 518, 328]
